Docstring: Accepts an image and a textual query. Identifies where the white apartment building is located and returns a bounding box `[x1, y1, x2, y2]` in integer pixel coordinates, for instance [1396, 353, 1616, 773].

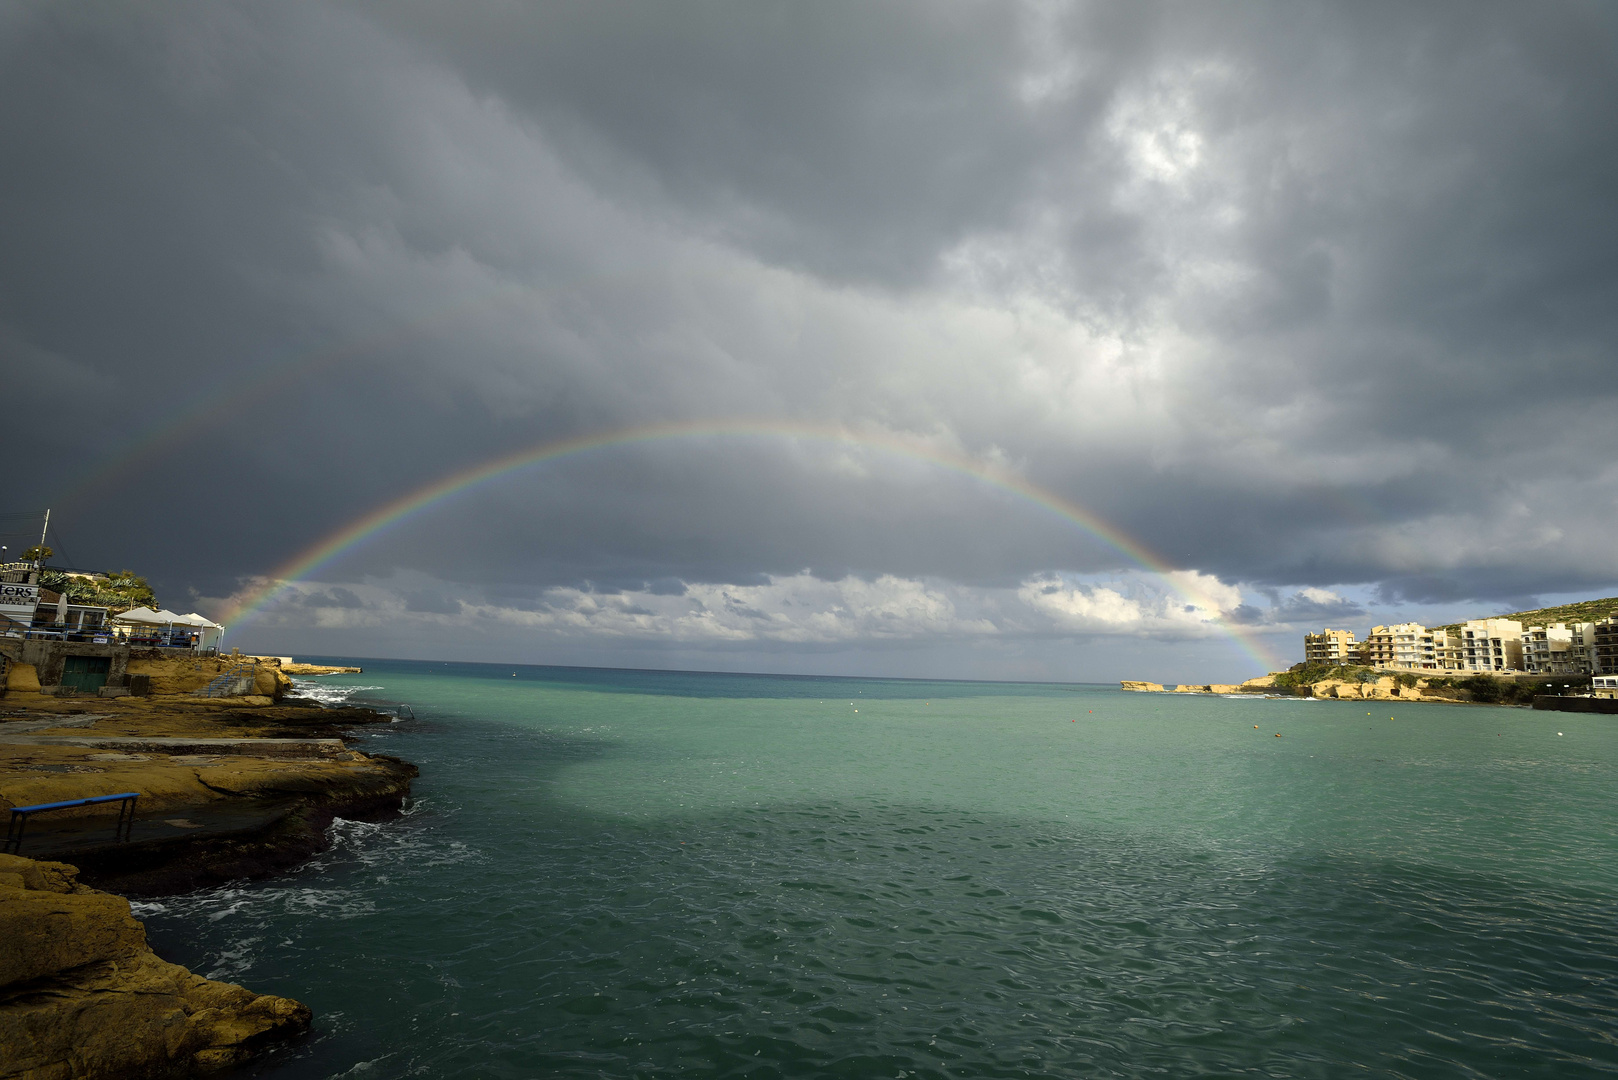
[1361, 623, 1443, 669]
[1304, 615, 1616, 675]
[1521, 623, 1596, 675]
[1303, 628, 1359, 665]
[1595, 618, 1618, 675]
[1456, 619, 1523, 672]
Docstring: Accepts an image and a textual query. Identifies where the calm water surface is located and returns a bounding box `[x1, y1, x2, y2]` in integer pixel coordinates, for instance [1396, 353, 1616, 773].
[137, 660, 1618, 1078]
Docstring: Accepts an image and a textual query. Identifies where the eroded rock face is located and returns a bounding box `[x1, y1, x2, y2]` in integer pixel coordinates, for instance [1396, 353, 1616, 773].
[1119, 681, 1165, 692]
[1307, 678, 1426, 701]
[0, 853, 309, 1078]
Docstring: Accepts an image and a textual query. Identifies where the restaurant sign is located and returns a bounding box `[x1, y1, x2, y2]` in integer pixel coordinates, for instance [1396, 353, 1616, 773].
[0, 583, 40, 609]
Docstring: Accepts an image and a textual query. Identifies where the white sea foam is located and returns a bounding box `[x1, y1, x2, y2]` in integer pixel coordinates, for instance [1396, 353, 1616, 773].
[137, 800, 479, 986]
[290, 680, 384, 707]
[327, 1053, 396, 1078]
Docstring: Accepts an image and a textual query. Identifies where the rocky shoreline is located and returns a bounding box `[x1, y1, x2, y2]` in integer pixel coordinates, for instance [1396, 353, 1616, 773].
[1, 661, 416, 1076]
[1121, 670, 1574, 705]
[1, 852, 312, 1078]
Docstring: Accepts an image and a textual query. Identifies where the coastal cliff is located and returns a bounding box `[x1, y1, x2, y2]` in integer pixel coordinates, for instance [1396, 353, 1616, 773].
[0, 853, 310, 1078]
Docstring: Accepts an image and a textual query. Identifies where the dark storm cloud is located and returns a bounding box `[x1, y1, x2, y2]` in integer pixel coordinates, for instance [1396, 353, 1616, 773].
[2, 0, 1616, 674]
[299, 587, 365, 609]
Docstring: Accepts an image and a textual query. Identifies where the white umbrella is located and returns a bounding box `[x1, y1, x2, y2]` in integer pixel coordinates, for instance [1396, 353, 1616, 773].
[111, 606, 166, 624]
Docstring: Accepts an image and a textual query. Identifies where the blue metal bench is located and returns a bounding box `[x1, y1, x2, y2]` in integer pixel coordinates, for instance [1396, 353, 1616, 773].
[4, 792, 139, 854]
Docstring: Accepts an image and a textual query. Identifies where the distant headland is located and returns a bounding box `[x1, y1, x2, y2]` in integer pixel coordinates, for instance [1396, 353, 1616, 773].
[1125, 597, 1618, 711]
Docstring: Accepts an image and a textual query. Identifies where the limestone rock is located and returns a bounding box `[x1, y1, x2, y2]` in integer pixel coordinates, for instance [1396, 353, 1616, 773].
[1119, 681, 1165, 692]
[6, 663, 40, 694]
[0, 879, 144, 987]
[123, 659, 292, 702]
[0, 855, 308, 1079]
[1241, 675, 1277, 689]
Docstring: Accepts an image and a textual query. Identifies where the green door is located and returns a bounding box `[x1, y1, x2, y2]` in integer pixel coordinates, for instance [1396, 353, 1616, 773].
[61, 655, 111, 693]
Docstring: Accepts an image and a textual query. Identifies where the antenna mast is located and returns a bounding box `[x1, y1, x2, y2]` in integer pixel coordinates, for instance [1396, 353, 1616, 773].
[37, 508, 49, 565]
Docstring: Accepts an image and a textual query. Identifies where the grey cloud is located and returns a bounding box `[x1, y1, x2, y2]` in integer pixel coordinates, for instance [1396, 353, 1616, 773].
[300, 587, 366, 609]
[403, 590, 464, 615]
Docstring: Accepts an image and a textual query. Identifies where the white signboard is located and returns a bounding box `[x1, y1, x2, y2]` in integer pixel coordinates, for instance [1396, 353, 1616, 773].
[0, 583, 39, 611]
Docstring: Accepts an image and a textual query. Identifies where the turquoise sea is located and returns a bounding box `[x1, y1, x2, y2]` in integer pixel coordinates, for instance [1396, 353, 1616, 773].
[137, 660, 1618, 1078]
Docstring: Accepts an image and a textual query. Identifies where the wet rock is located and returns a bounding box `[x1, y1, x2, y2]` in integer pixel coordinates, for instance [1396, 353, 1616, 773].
[0, 854, 309, 1078]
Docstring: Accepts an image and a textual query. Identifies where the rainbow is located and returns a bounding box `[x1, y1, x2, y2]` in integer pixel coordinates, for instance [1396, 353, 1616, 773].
[222, 420, 1282, 671]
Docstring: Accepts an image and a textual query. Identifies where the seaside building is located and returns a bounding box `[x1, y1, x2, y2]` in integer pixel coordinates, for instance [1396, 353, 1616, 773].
[1303, 628, 1359, 665]
[1361, 623, 1443, 669]
[1522, 623, 1596, 675]
[1303, 614, 1612, 675]
[1457, 619, 1523, 672]
[1595, 618, 1618, 675]
[109, 608, 225, 652]
[0, 573, 111, 643]
[1432, 628, 1463, 671]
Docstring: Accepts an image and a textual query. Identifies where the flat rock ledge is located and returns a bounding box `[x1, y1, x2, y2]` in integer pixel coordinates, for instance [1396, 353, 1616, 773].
[0, 853, 309, 1079]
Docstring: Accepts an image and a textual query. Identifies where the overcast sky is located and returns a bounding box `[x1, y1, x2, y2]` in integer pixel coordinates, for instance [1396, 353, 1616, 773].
[4, 1, 1615, 681]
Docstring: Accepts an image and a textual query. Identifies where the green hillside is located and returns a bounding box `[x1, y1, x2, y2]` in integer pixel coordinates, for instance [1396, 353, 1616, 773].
[1434, 595, 1618, 635]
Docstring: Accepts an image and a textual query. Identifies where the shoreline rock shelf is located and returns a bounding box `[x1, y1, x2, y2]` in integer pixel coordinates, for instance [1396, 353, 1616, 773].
[1120, 676, 1278, 695]
[0, 681, 418, 1075]
[277, 662, 364, 675]
[0, 852, 311, 1078]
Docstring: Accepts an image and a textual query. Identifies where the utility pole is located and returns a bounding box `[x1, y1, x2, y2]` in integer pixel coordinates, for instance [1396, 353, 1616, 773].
[37, 509, 49, 566]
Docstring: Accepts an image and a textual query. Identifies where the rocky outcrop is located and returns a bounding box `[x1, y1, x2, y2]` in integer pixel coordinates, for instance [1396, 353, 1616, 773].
[1131, 676, 1281, 695]
[0, 853, 309, 1078]
[123, 658, 293, 702]
[0, 700, 417, 894]
[278, 663, 363, 676]
[1308, 677, 1425, 701]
